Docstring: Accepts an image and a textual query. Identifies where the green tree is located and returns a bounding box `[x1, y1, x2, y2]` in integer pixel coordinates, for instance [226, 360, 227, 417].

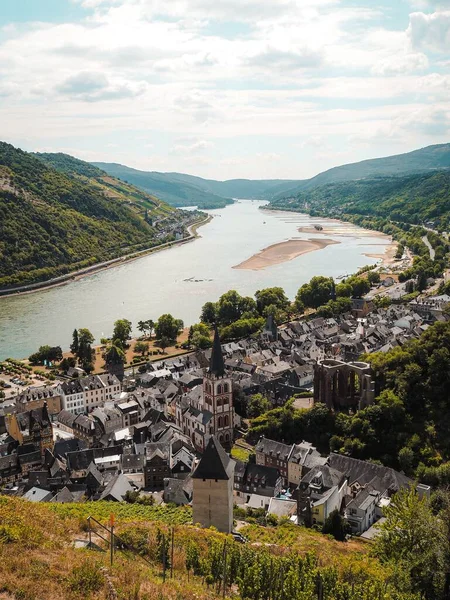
[158, 336, 170, 353]
[255, 287, 289, 315]
[113, 319, 132, 346]
[137, 320, 147, 337]
[134, 341, 149, 356]
[296, 276, 334, 309]
[146, 319, 155, 338]
[322, 509, 349, 541]
[70, 328, 79, 355]
[247, 393, 271, 418]
[335, 282, 352, 298]
[105, 339, 125, 379]
[374, 488, 448, 599]
[155, 314, 183, 342]
[367, 271, 381, 285]
[348, 276, 371, 297]
[200, 301, 217, 325]
[77, 328, 95, 371]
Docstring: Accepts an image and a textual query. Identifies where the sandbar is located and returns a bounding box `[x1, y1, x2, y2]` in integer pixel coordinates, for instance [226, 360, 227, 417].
[233, 238, 340, 271]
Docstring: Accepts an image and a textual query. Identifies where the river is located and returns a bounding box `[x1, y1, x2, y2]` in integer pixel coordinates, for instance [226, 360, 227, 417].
[0, 200, 390, 360]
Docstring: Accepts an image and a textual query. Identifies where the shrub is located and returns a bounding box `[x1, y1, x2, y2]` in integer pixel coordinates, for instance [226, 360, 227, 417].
[68, 559, 104, 593]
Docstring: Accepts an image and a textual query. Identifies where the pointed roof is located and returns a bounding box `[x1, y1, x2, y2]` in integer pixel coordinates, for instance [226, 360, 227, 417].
[192, 436, 234, 480]
[209, 326, 225, 377]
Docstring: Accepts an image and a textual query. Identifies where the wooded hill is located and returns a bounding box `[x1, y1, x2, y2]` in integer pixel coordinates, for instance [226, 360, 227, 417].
[0, 143, 178, 289]
[269, 170, 450, 229]
[95, 143, 450, 206]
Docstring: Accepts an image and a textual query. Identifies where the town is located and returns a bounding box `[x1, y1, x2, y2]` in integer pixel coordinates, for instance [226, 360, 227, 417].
[1, 290, 447, 539]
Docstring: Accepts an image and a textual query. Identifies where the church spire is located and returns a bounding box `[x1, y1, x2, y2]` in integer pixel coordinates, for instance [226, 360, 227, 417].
[209, 325, 225, 377]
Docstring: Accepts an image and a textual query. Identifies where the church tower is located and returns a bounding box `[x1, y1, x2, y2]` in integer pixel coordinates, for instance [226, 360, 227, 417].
[202, 327, 234, 449]
[192, 436, 235, 533]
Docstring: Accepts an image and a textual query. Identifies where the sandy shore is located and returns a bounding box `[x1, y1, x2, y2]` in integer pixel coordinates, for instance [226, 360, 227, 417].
[297, 223, 391, 238]
[233, 238, 340, 271]
[364, 241, 398, 267]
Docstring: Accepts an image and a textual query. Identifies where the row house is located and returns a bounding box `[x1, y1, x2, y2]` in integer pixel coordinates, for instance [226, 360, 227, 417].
[57, 375, 121, 414]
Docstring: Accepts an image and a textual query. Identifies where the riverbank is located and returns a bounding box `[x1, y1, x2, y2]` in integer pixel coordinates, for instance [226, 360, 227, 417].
[296, 221, 397, 268]
[0, 214, 212, 299]
[233, 238, 340, 271]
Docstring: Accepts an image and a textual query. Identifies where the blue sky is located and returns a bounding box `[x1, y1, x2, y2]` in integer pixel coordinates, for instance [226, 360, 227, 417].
[0, 0, 448, 179]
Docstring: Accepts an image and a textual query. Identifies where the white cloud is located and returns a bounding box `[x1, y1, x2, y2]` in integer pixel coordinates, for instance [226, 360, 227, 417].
[0, 0, 447, 178]
[171, 139, 213, 154]
[408, 10, 450, 52]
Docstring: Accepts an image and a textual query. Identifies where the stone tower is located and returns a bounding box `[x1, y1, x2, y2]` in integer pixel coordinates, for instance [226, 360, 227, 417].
[192, 436, 235, 533]
[29, 402, 53, 457]
[202, 327, 234, 449]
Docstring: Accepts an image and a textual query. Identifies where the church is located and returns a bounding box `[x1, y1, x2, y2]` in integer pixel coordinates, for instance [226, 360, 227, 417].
[176, 327, 234, 452]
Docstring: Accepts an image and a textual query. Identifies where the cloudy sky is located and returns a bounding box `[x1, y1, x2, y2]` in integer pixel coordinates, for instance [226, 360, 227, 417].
[0, 0, 448, 179]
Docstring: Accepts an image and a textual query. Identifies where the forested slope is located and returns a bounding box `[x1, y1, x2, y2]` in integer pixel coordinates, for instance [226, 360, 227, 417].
[0, 143, 178, 289]
[269, 170, 450, 229]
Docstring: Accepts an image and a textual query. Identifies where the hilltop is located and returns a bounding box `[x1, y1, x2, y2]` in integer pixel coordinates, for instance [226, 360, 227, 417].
[0, 144, 183, 290]
[95, 143, 450, 205]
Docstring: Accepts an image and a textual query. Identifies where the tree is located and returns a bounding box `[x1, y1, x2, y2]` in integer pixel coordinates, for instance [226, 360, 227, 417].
[146, 319, 155, 339]
[188, 323, 212, 350]
[296, 276, 334, 310]
[60, 356, 76, 372]
[255, 287, 289, 315]
[105, 339, 125, 380]
[155, 314, 183, 342]
[367, 271, 381, 285]
[417, 270, 428, 291]
[77, 328, 95, 370]
[322, 509, 349, 541]
[374, 488, 448, 599]
[158, 336, 170, 353]
[216, 290, 257, 325]
[335, 282, 352, 298]
[29, 345, 63, 365]
[113, 319, 132, 346]
[248, 394, 271, 418]
[70, 328, 79, 355]
[200, 301, 217, 325]
[137, 320, 147, 337]
[348, 276, 371, 298]
[134, 341, 149, 356]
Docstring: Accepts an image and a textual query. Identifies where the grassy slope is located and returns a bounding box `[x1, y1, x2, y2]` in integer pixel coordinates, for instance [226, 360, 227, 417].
[0, 144, 178, 288]
[0, 495, 391, 600]
[269, 170, 450, 228]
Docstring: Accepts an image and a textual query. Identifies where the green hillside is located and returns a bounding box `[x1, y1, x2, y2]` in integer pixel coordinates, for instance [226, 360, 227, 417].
[95, 143, 450, 206]
[93, 162, 236, 209]
[269, 170, 450, 229]
[272, 143, 450, 199]
[0, 143, 180, 290]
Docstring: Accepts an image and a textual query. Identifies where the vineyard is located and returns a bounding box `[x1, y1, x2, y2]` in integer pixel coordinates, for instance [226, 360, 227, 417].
[48, 500, 193, 525]
[0, 496, 420, 600]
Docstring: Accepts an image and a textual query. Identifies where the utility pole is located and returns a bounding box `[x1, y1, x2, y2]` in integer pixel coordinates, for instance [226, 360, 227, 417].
[110, 514, 115, 567]
[170, 527, 174, 578]
[162, 533, 166, 583]
[222, 541, 227, 599]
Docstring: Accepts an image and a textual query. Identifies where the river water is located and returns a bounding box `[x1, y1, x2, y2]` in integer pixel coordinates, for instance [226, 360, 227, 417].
[0, 201, 389, 360]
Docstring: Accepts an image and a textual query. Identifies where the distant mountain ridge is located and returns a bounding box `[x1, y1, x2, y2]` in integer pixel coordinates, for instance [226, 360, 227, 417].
[94, 143, 450, 206]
